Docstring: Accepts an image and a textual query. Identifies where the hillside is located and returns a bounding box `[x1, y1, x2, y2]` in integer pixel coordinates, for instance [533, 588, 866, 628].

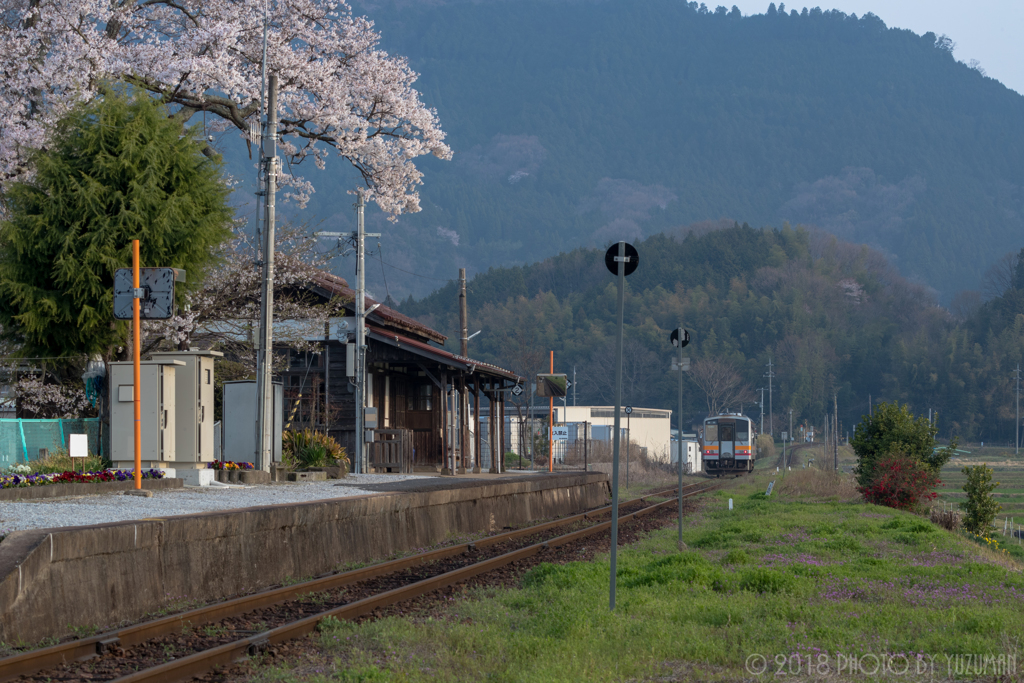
[399, 222, 1024, 443]
[225, 0, 1024, 302]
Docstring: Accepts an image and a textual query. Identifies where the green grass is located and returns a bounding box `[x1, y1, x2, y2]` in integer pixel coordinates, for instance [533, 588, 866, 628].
[251, 474, 1024, 682]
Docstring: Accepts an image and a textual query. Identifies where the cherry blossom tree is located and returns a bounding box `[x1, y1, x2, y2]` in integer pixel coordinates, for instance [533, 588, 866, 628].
[0, 0, 451, 214]
[145, 222, 348, 373]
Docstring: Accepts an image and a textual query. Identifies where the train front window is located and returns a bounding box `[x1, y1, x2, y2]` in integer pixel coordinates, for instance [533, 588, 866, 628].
[704, 422, 718, 442]
[720, 422, 735, 441]
[736, 420, 749, 444]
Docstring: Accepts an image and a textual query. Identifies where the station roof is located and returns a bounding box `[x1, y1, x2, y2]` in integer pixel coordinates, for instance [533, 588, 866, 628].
[309, 272, 447, 345]
[367, 325, 521, 383]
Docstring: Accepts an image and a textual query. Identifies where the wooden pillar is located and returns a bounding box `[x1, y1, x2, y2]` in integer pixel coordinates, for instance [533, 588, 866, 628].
[499, 392, 506, 474]
[473, 380, 481, 473]
[491, 387, 499, 473]
[441, 371, 451, 475]
[458, 375, 468, 474]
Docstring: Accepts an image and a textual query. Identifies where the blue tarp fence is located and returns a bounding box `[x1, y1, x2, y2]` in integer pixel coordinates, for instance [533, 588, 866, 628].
[0, 418, 102, 469]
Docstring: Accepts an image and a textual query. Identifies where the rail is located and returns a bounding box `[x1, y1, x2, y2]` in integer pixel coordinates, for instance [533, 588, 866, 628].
[0, 482, 712, 683]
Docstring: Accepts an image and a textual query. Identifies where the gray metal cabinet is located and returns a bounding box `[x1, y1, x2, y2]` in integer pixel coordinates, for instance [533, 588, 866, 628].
[109, 360, 183, 467]
[148, 350, 223, 462]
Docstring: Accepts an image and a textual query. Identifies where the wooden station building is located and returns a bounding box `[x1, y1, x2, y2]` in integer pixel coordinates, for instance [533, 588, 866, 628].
[279, 273, 520, 474]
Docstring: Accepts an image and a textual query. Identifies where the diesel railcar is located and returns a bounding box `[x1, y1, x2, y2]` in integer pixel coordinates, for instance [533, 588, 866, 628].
[702, 413, 755, 475]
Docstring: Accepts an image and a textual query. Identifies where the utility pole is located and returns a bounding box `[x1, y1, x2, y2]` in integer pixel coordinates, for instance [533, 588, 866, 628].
[834, 394, 838, 471]
[1016, 364, 1021, 455]
[459, 269, 468, 357]
[764, 358, 775, 436]
[459, 268, 469, 472]
[319, 194, 380, 473]
[255, 73, 278, 473]
[758, 387, 766, 435]
[788, 408, 793, 470]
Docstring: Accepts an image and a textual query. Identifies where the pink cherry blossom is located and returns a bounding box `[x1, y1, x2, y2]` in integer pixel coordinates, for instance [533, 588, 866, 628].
[0, 0, 451, 215]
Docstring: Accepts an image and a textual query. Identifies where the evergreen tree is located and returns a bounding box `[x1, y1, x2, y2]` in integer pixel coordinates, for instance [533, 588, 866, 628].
[960, 464, 1001, 536]
[0, 90, 233, 360]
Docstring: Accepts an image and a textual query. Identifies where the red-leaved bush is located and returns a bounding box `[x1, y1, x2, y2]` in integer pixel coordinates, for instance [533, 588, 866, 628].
[858, 452, 940, 511]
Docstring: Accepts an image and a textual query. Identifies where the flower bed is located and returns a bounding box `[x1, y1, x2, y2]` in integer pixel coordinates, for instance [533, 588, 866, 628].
[0, 469, 165, 490]
[207, 461, 255, 470]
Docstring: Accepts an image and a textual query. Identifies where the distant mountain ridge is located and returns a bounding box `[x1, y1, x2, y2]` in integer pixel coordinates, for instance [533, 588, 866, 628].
[225, 0, 1024, 302]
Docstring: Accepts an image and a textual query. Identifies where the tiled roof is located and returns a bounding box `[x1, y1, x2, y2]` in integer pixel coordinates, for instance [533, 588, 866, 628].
[366, 325, 521, 382]
[310, 272, 447, 345]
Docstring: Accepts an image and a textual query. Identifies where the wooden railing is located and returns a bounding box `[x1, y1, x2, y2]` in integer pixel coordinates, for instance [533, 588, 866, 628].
[368, 429, 414, 473]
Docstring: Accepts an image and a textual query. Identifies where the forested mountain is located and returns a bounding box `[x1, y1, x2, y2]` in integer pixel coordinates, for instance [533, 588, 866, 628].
[400, 223, 1024, 443]
[231, 0, 1024, 302]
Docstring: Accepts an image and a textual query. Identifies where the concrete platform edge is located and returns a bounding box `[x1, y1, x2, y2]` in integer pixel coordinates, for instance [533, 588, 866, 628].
[0, 472, 609, 644]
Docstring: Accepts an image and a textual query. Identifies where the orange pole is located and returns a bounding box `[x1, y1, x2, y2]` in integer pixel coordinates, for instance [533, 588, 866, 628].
[549, 350, 554, 473]
[133, 240, 142, 489]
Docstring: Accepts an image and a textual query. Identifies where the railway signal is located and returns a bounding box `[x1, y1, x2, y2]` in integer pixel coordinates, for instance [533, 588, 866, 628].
[670, 325, 691, 549]
[605, 240, 637, 611]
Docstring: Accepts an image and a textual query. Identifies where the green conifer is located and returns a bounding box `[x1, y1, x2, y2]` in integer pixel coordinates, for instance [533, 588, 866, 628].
[0, 89, 233, 359]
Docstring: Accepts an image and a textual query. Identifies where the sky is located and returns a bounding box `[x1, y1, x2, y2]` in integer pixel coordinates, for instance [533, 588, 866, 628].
[732, 0, 1024, 95]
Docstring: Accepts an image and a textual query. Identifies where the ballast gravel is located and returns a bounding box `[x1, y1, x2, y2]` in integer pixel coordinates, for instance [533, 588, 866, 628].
[0, 474, 429, 533]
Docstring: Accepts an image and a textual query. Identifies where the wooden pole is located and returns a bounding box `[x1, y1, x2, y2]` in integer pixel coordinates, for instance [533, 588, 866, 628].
[132, 239, 142, 489]
[473, 381, 481, 473]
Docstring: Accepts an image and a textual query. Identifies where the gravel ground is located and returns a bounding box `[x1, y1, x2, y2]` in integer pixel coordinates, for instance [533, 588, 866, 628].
[0, 474, 429, 533]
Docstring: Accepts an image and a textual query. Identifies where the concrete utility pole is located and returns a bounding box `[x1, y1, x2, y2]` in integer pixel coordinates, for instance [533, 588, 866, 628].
[458, 268, 469, 473]
[1016, 364, 1021, 455]
[459, 269, 468, 357]
[764, 358, 775, 436]
[758, 387, 766, 435]
[255, 73, 278, 473]
[834, 394, 838, 471]
[788, 408, 793, 470]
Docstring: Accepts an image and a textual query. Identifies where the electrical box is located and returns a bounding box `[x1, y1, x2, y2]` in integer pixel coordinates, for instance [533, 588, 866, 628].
[109, 359, 184, 468]
[149, 350, 223, 463]
[222, 380, 283, 465]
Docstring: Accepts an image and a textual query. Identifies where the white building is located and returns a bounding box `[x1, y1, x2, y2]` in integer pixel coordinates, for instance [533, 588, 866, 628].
[554, 405, 673, 462]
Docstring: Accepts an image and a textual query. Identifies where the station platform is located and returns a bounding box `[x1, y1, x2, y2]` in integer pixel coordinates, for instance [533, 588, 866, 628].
[0, 471, 609, 644]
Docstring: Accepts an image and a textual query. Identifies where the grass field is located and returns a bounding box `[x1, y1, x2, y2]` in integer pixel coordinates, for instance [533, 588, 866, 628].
[250, 470, 1024, 682]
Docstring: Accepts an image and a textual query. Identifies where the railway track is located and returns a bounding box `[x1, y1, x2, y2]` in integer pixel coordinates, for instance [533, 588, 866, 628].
[0, 482, 714, 683]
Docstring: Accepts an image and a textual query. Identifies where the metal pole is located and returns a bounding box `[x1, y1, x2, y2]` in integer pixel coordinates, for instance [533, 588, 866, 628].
[132, 240, 141, 489]
[255, 73, 278, 473]
[355, 192, 366, 474]
[626, 411, 630, 489]
[548, 350, 554, 473]
[677, 324, 684, 550]
[765, 358, 774, 436]
[609, 241, 625, 610]
[573, 365, 577, 407]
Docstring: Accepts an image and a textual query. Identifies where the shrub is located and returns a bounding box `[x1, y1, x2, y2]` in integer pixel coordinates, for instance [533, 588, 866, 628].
[31, 447, 107, 474]
[960, 464, 1001, 535]
[283, 429, 348, 470]
[851, 402, 956, 488]
[929, 507, 962, 531]
[755, 434, 775, 460]
[858, 452, 940, 511]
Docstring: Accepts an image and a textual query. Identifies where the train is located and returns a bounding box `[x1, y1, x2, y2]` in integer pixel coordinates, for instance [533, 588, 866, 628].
[701, 412, 756, 475]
